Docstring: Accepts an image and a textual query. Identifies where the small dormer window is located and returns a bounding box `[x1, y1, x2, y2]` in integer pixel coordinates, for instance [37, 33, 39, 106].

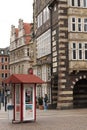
[1, 50, 4, 54]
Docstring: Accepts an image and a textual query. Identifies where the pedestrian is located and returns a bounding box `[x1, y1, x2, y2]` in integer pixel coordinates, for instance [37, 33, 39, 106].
[44, 94, 48, 110]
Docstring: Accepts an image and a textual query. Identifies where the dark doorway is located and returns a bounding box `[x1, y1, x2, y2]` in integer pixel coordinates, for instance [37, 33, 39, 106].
[73, 79, 87, 108]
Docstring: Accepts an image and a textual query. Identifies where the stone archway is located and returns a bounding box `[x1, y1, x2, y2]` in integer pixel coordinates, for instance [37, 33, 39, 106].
[73, 79, 87, 108]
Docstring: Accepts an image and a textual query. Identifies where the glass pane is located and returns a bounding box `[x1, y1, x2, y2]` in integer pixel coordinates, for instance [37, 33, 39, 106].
[78, 24, 81, 31]
[85, 50, 87, 59]
[72, 18, 75, 22]
[84, 0, 87, 7]
[78, 0, 80, 6]
[72, 24, 75, 31]
[79, 43, 82, 48]
[84, 25, 87, 31]
[16, 86, 20, 104]
[73, 43, 76, 48]
[79, 50, 82, 59]
[25, 87, 33, 104]
[85, 43, 87, 48]
[72, 0, 75, 6]
[84, 19, 87, 23]
[73, 50, 76, 59]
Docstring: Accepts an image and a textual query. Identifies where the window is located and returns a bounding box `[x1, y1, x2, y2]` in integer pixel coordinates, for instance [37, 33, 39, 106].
[2, 73, 4, 78]
[37, 6, 49, 28]
[5, 65, 7, 69]
[83, 0, 87, 7]
[37, 68, 41, 77]
[18, 65, 20, 74]
[1, 50, 4, 54]
[37, 29, 51, 58]
[47, 66, 51, 81]
[70, 42, 87, 60]
[2, 65, 4, 70]
[78, 43, 82, 59]
[27, 48, 29, 56]
[72, 18, 76, 31]
[70, 0, 87, 7]
[72, 43, 77, 59]
[37, 85, 42, 98]
[37, 12, 42, 28]
[69, 17, 87, 32]
[1, 57, 4, 63]
[84, 18, 87, 31]
[78, 18, 82, 31]
[5, 73, 7, 78]
[84, 43, 87, 59]
[5, 57, 7, 62]
[71, 0, 75, 6]
[77, 0, 81, 6]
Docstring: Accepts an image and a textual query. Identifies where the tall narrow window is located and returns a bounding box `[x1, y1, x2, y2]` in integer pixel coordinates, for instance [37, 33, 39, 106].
[71, 0, 75, 6]
[84, 43, 87, 59]
[77, 0, 81, 6]
[84, 0, 87, 7]
[72, 18, 76, 31]
[2, 73, 4, 78]
[37, 12, 42, 28]
[1, 57, 4, 63]
[84, 18, 87, 31]
[78, 18, 82, 31]
[72, 43, 76, 59]
[78, 43, 82, 59]
[43, 7, 49, 23]
[27, 48, 29, 56]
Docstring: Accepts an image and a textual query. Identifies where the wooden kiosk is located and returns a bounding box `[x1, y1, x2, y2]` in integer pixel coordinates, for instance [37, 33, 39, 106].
[4, 72, 44, 123]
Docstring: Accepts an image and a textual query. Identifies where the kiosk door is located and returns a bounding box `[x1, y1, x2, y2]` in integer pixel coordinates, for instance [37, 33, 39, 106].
[23, 84, 34, 121]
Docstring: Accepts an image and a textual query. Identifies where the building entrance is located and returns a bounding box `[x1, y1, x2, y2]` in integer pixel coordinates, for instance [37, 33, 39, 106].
[73, 79, 87, 108]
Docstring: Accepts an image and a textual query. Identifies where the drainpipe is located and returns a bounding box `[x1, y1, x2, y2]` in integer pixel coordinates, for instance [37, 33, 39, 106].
[48, 6, 53, 105]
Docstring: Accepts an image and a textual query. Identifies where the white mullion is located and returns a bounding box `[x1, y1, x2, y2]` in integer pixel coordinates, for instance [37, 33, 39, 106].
[76, 42, 78, 60]
[82, 43, 84, 60]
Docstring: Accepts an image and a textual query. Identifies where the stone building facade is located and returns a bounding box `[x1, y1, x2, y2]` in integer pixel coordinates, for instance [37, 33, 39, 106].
[33, 0, 87, 109]
[10, 19, 33, 75]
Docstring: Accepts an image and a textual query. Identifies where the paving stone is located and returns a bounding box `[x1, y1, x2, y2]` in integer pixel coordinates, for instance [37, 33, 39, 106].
[0, 108, 87, 130]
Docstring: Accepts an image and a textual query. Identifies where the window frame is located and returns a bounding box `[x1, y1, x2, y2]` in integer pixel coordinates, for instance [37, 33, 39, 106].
[71, 17, 76, 32]
[84, 18, 87, 32]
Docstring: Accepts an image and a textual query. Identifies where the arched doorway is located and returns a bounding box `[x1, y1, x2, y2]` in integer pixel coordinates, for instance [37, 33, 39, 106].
[73, 79, 87, 108]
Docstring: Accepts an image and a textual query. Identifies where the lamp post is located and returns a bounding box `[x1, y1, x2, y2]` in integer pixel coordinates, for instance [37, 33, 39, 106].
[4, 87, 7, 111]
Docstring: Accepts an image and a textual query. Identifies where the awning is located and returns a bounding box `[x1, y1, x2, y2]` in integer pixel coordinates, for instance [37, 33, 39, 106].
[4, 74, 45, 84]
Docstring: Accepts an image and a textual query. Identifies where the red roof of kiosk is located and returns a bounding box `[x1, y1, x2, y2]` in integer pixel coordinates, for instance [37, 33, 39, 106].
[4, 74, 44, 84]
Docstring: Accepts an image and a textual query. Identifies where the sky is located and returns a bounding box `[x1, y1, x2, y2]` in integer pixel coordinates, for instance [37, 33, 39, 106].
[0, 0, 33, 48]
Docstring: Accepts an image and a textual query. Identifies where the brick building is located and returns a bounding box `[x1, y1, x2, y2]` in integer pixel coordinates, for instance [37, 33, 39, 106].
[0, 47, 10, 102]
[33, 0, 87, 109]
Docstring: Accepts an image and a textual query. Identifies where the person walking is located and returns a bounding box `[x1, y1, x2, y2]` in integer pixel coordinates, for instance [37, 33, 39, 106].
[44, 94, 48, 110]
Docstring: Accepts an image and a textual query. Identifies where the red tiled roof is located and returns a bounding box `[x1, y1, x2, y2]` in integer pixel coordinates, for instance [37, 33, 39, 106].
[4, 74, 44, 84]
[24, 23, 32, 44]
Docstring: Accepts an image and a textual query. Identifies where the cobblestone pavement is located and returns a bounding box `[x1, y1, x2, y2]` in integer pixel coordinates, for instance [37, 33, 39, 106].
[0, 108, 87, 130]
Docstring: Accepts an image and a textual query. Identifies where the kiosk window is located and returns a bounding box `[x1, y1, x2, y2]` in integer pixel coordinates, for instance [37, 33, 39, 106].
[16, 86, 20, 104]
[25, 87, 33, 104]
